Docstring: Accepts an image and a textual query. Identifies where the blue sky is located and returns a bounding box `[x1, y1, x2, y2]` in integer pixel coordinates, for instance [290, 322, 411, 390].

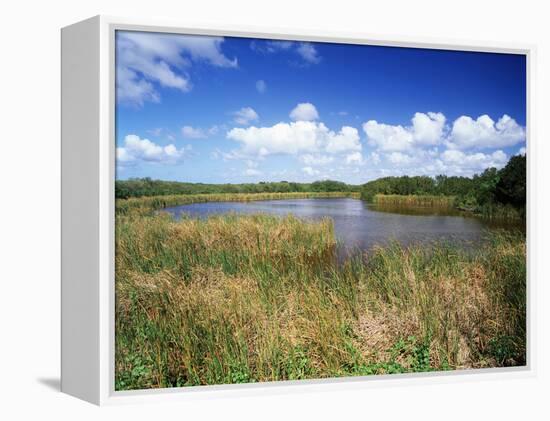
[115, 31, 526, 184]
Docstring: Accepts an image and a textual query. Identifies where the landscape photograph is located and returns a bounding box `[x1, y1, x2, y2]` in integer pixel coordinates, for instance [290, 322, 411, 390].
[114, 31, 527, 391]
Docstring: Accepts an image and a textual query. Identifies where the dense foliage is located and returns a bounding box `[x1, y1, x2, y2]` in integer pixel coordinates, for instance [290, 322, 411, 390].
[361, 155, 526, 217]
[116, 178, 359, 199]
[495, 155, 527, 208]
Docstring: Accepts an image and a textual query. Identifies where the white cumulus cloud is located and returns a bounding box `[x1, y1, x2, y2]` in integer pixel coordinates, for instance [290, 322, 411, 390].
[363, 112, 446, 152]
[116, 134, 185, 165]
[233, 107, 259, 125]
[363, 120, 413, 152]
[440, 149, 508, 171]
[387, 151, 415, 165]
[325, 126, 361, 154]
[363, 112, 525, 153]
[370, 152, 381, 165]
[290, 103, 319, 121]
[447, 114, 525, 150]
[116, 31, 237, 106]
[345, 152, 364, 165]
[412, 112, 446, 145]
[227, 121, 360, 158]
[117, 66, 160, 106]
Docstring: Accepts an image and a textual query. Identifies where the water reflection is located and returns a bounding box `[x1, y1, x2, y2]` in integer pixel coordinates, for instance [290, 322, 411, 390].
[368, 203, 466, 217]
[164, 198, 520, 252]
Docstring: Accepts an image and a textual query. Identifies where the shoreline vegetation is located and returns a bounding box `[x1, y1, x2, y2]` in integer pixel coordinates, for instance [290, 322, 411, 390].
[115, 155, 526, 220]
[372, 194, 456, 209]
[116, 212, 526, 390]
[360, 155, 526, 220]
[115, 178, 359, 199]
[116, 191, 360, 216]
[114, 156, 526, 390]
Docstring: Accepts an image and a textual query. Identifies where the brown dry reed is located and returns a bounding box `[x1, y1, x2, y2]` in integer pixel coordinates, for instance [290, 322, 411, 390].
[373, 194, 456, 208]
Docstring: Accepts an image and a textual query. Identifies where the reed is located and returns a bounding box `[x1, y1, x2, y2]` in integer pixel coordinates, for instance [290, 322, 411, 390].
[116, 191, 361, 216]
[373, 194, 456, 208]
[115, 212, 526, 390]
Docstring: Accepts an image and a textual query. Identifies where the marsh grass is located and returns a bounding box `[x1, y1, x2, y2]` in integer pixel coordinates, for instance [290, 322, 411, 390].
[373, 194, 456, 208]
[115, 211, 526, 390]
[373, 194, 524, 221]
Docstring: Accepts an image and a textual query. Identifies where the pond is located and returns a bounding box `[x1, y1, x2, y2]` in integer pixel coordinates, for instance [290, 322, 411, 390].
[164, 198, 519, 253]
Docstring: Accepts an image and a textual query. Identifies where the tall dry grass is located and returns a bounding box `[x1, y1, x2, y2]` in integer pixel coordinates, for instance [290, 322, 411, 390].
[373, 194, 456, 208]
[115, 212, 526, 390]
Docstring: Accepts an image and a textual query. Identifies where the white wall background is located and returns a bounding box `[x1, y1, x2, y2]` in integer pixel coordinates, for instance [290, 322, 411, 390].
[0, 0, 548, 419]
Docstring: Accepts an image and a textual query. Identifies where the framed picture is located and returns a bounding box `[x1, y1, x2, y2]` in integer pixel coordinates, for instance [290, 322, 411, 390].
[61, 15, 532, 405]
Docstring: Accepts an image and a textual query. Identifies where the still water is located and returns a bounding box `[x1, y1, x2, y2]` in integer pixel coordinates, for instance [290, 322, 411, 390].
[164, 198, 516, 252]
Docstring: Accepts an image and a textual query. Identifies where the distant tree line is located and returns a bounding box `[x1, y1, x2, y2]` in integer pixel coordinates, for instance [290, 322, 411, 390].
[360, 155, 526, 216]
[116, 155, 526, 217]
[115, 178, 360, 199]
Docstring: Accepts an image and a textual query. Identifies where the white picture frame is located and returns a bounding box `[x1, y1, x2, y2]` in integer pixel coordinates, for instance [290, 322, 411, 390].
[61, 15, 535, 406]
